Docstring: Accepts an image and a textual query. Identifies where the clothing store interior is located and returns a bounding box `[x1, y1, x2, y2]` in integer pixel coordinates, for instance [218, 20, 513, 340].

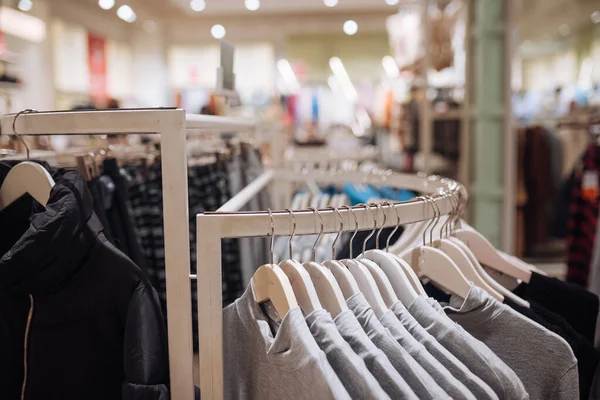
[1, 0, 600, 399]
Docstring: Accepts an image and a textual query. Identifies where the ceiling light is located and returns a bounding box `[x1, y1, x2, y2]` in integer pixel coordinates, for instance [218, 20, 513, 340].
[17, 0, 33, 12]
[324, 0, 338, 7]
[382, 56, 399, 78]
[277, 59, 300, 93]
[343, 20, 358, 35]
[592, 11, 600, 24]
[211, 24, 226, 39]
[98, 0, 115, 10]
[117, 5, 136, 23]
[385, 0, 400, 5]
[329, 57, 358, 102]
[245, 0, 260, 11]
[190, 0, 206, 12]
[558, 24, 570, 36]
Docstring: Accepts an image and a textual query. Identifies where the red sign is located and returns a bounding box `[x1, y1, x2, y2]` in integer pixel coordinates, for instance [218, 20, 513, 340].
[87, 33, 107, 104]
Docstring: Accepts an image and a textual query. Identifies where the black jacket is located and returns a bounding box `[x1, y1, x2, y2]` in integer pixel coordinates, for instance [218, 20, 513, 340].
[0, 164, 170, 400]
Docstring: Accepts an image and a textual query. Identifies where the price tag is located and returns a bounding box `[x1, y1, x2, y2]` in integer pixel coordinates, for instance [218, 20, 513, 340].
[582, 170, 598, 201]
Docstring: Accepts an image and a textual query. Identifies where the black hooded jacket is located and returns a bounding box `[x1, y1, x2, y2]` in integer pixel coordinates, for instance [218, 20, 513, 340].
[0, 164, 170, 399]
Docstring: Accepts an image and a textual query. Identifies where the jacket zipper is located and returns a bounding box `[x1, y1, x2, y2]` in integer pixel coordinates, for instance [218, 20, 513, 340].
[21, 294, 34, 400]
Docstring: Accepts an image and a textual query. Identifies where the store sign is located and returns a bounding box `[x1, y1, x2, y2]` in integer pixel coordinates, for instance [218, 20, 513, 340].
[87, 33, 108, 103]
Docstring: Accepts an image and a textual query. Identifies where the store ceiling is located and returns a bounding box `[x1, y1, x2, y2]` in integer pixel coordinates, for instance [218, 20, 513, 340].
[169, 0, 396, 16]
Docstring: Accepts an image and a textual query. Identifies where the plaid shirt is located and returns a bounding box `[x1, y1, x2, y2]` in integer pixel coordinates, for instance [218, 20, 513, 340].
[125, 160, 243, 351]
[566, 144, 600, 286]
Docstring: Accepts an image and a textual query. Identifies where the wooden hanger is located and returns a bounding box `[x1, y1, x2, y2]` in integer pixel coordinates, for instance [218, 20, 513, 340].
[359, 204, 418, 307]
[0, 111, 55, 210]
[402, 196, 472, 299]
[322, 205, 361, 300]
[341, 204, 389, 316]
[449, 236, 530, 307]
[252, 210, 298, 318]
[363, 202, 420, 305]
[453, 229, 532, 283]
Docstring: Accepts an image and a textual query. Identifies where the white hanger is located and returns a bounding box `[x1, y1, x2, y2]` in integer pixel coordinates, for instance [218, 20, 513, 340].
[341, 204, 389, 317]
[252, 210, 298, 317]
[452, 229, 532, 283]
[0, 111, 55, 210]
[323, 205, 362, 300]
[430, 194, 503, 301]
[363, 202, 420, 306]
[301, 207, 348, 317]
[402, 196, 472, 299]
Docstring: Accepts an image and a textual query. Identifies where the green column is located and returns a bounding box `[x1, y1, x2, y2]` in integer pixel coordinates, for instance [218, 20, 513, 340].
[470, 0, 511, 248]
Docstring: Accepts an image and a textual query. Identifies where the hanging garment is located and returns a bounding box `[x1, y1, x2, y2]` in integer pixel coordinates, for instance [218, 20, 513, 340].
[504, 297, 600, 400]
[420, 299, 529, 400]
[513, 271, 599, 343]
[103, 158, 147, 274]
[346, 293, 474, 399]
[443, 286, 579, 400]
[305, 309, 391, 399]
[333, 309, 436, 399]
[401, 298, 527, 400]
[223, 286, 350, 400]
[377, 304, 496, 400]
[0, 166, 169, 400]
[567, 144, 600, 286]
[88, 175, 115, 243]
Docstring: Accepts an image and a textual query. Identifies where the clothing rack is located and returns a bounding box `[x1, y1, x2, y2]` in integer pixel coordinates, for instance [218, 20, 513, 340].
[194, 167, 466, 400]
[0, 108, 258, 400]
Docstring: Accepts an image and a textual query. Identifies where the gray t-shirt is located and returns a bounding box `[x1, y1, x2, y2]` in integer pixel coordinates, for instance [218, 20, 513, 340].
[223, 286, 351, 400]
[334, 308, 435, 400]
[335, 304, 449, 400]
[418, 298, 529, 400]
[305, 309, 390, 400]
[347, 293, 460, 399]
[378, 306, 485, 400]
[443, 286, 579, 400]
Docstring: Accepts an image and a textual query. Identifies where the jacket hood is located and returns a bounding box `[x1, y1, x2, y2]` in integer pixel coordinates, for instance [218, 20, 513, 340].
[0, 163, 102, 294]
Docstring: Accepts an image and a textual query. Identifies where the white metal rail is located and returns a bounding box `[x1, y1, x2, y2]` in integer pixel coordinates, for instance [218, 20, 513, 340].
[0, 108, 259, 400]
[195, 168, 465, 400]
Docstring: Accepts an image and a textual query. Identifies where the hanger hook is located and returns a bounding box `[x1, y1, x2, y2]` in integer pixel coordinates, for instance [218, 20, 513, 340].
[342, 205, 358, 259]
[284, 208, 296, 260]
[449, 190, 460, 236]
[375, 202, 387, 250]
[360, 203, 377, 258]
[311, 207, 324, 261]
[328, 206, 344, 260]
[418, 196, 435, 246]
[386, 201, 401, 252]
[430, 195, 442, 245]
[439, 190, 452, 238]
[267, 209, 275, 264]
[12, 109, 37, 160]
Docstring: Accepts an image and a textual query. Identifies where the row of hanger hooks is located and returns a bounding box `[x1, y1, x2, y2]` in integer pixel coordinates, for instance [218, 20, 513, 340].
[265, 187, 466, 264]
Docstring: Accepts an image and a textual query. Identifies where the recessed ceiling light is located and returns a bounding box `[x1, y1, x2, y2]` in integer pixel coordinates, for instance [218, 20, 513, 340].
[343, 20, 358, 35]
[211, 24, 226, 39]
[117, 5, 137, 23]
[324, 0, 338, 7]
[592, 11, 600, 24]
[558, 24, 570, 36]
[98, 0, 115, 10]
[385, 0, 400, 5]
[17, 0, 33, 12]
[245, 0, 260, 11]
[190, 0, 206, 12]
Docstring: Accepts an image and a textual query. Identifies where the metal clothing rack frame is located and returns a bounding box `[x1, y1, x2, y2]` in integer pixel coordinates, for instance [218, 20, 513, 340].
[0, 108, 258, 400]
[195, 168, 466, 400]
